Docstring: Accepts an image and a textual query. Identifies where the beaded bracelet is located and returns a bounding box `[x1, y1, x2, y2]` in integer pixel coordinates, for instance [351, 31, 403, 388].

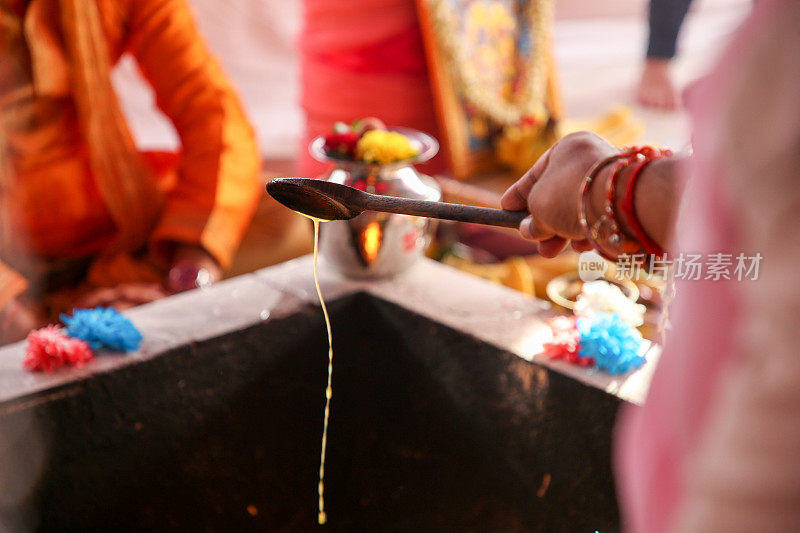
[579, 146, 672, 261]
[579, 152, 633, 261]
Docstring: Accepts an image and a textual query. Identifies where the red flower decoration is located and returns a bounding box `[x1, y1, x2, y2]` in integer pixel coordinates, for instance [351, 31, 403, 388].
[541, 316, 594, 367]
[24, 326, 94, 373]
[323, 129, 360, 159]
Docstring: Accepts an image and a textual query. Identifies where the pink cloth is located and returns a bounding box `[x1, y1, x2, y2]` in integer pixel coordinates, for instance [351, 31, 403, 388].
[299, 0, 443, 177]
[615, 3, 791, 531]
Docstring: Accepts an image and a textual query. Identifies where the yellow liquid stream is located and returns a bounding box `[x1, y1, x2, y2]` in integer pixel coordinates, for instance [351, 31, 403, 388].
[309, 218, 333, 526]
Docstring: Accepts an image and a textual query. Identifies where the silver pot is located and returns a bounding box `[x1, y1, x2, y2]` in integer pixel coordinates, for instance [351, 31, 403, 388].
[310, 128, 442, 279]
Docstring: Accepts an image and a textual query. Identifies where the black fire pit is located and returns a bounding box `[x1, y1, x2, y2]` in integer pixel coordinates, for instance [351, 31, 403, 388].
[0, 259, 646, 532]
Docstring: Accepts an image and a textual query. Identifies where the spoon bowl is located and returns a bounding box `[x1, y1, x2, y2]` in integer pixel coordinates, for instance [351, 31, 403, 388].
[266, 178, 363, 221]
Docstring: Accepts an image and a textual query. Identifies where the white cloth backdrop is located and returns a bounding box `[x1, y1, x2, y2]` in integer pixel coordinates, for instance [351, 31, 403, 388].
[112, 0, 302, 159]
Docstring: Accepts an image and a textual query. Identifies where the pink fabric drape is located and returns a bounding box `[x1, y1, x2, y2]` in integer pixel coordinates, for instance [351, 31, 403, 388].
[615, 2, 800, 531]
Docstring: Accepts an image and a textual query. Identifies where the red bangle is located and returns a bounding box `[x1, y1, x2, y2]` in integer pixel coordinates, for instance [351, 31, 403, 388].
[580, 146, 672, 262]
[605, 155, 640, 244]
[620, 149, 673, 258]
[581, 148, 643, 261]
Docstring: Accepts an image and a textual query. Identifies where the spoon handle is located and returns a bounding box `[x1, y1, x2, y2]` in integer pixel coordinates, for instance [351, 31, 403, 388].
[359, 193, 528, 228]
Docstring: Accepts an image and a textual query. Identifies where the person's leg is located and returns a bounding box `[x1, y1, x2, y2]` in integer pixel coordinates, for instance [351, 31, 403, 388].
[637, 0, 693, 110]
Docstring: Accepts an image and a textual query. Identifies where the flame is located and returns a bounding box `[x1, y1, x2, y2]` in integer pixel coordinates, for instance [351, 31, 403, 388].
[359, 221, 383, 264]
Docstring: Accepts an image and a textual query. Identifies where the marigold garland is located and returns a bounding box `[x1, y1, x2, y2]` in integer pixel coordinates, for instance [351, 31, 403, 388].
[425, 0, 554, 125]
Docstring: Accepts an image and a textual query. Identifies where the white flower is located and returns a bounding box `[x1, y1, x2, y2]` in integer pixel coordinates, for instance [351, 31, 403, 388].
[574, 280, 646, 327]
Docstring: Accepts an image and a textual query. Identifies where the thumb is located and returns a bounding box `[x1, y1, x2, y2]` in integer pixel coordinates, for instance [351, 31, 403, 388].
[519, 216, 555, 241]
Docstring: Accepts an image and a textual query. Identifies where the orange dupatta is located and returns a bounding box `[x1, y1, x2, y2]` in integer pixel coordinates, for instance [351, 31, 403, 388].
[59, 0, 163, 253]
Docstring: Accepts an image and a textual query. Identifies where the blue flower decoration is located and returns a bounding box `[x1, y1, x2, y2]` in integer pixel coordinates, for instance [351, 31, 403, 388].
[61, 307, 142, 352]
[578, 312, 645, 375]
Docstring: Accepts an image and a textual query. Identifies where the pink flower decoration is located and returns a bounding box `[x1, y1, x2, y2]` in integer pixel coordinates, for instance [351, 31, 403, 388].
[24, 326, 94, 373]
[402, 230, 419, 252]
[541, 316, 594, 367]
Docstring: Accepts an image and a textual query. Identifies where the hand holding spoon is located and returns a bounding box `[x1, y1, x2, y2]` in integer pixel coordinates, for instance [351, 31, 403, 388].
[266, 177, 527, 228]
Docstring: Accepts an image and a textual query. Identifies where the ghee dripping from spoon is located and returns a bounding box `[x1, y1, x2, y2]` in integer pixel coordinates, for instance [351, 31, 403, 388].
[298, 214, 334, 525]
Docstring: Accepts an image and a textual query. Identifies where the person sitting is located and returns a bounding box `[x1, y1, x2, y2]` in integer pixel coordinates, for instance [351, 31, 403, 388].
[0, 0, 262, 345]
[298, 0, 443, 178]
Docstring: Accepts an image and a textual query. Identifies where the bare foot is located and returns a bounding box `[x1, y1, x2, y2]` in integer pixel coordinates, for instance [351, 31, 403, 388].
[636, 59, 680, 110]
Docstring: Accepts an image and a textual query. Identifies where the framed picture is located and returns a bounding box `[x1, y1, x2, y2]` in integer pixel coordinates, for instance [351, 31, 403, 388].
[416, 0, 563, 180]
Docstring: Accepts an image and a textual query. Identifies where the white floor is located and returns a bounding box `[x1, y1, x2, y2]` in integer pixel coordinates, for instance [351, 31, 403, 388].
[555, 0, 749, 149]
[113, 0, 750, 159]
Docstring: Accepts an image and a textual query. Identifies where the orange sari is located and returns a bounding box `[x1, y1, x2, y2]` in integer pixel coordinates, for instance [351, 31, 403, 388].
[0, 0, 261, 310]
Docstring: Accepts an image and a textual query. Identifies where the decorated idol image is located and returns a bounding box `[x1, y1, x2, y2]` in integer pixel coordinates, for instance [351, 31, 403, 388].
[0, 0, 796, 531]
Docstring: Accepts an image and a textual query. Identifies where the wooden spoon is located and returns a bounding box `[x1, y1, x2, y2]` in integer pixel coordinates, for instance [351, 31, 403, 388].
[266, 178, 527, 228]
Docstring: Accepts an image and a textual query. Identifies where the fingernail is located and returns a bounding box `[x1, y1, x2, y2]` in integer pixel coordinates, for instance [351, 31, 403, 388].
[520, 216, 533, 239]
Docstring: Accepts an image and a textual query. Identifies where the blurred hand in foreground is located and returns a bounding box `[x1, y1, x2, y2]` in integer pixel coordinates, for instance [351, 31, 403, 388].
[74, 283, 171, 311]
[75, 244, 221, 312]
[0, 298, 44, 345]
